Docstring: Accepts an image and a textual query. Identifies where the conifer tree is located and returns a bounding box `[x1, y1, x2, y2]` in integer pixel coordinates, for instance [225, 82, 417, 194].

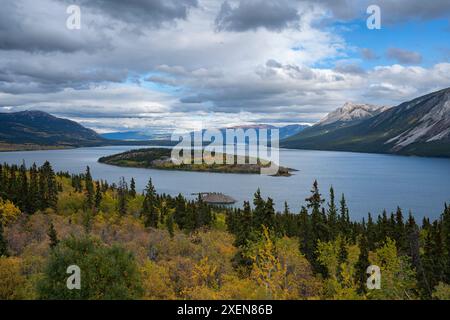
[130, 178, 136, 198]
[94, 181, 102, 210]
[234, 201, 254, 247]
[174, 194, 187, 230]
[84, 166, 94, 209]
[339, 194, 350, 236]
[298, 206, 314, 267]
[18, 162, 29, 213]
[337, 237, 348, 283]
[142, 178, 158, 228]
[39, 161, 58, 210]
[117, 177, 128, 216]
[166, 214, 175, 238]
[327, 186, 338, 239]
[28, 163, 39, 214]
[394, 207, 406, 252]
[366, 213, 376, 250]
[48, 222, 59, 249]
[283, 201, 289, 215]
[355, 234, 370, 293]
[252, 188, 266, 231]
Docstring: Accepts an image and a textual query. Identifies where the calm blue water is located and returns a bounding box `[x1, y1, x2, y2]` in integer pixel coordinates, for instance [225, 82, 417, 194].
[1, 146, 449, 221]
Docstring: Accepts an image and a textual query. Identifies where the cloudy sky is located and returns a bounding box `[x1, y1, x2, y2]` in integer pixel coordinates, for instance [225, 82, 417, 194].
[1, 0, 450, 134]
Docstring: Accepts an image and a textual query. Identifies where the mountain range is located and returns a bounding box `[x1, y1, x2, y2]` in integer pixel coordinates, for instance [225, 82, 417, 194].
[0, 110, 106, 148]
[101, 124, 308, 141]
[281, 87, 450, 157]
[2, 87, 449, 157]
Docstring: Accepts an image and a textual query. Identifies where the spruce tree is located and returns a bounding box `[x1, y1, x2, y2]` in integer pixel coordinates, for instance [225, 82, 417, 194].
[166, 214, 175, 238]
[142, 178, 158, 228]
[130, 178, 136, 198]
[117, 177, 128, 216]
[28, 163, 39, 214]
[355, 234, 370, 293]
[18, 162, 29, 213]
[94, 181, 102, 210]
[337, 237, 348, 283]
[339, 194, 350, 236]
[327, 186, 338, 239]
[85, 166, 94, 209]
[48, 222, 59, 249]
[298, 206, 314, 268]
[39, 161, 58, 210]
[394, 207, 406, 252]
[173, 194, 187, 229]
[252, 188, 266, 231]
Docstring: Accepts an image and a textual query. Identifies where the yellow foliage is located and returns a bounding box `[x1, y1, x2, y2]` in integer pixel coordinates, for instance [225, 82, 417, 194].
[0, 198, 21, 225]
[433, 282, 450, 300]
[140, 260, 176, 299]
[0, 257, 26, 299]
[192, 256, 219, 288]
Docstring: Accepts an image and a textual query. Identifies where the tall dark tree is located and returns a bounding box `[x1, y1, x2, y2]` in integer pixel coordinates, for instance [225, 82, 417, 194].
[252, 188, 266, 231]
[394, 207, 406, 252]
[355, 234, 370, 293]
[94, 181, 102, 210]
[48, 222, 59, 249]
[298, 206, 314, 269]
[339, 193, 350, 237]
[142, 178, 158, 228]
[18, 162, 29, 213]
[327, 186, 338, 239]
[129, 178, 136, 198]
[117, 177, 128, 216]
[39, 161, 58, 210]
[84, 166, 94, 209]
[166, 214, 175, 238]
[28, 163, 40, 213]
[337, 237, 348, 283]
[173, 194, 187, 230]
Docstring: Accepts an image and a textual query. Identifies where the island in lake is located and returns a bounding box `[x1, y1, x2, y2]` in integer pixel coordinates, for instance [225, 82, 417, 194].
[98, 148, 295, 176]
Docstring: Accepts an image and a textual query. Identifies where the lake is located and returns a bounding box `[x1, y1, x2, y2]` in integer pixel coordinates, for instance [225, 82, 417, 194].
[1, 146, 449, 221]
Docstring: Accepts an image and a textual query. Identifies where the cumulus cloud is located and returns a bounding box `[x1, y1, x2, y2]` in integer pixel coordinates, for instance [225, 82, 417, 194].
[1, 0, 449, 132]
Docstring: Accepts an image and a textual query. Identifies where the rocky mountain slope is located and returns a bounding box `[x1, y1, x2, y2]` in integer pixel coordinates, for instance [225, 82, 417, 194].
[281, 88, 450, 157]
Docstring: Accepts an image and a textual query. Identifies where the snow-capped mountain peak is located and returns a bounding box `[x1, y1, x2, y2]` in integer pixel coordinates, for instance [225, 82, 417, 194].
[317, 102, 388, 126]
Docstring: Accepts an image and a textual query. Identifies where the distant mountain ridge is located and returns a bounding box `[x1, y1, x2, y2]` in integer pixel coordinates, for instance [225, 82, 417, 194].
[0, 110, 106, 147]
[101, 124, 309, 142]
[282, 87, 450, 157]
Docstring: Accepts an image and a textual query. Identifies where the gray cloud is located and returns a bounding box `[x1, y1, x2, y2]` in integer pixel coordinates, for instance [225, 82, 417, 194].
[215, 0, 300, 32]
[0, 1, 110, 53]
[361, 48, 378, 60]
[333, 62, 366, 75]
[386, 48, 423, 64]
[315, 0, 450, 23]
[67, 0, 198, 26]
